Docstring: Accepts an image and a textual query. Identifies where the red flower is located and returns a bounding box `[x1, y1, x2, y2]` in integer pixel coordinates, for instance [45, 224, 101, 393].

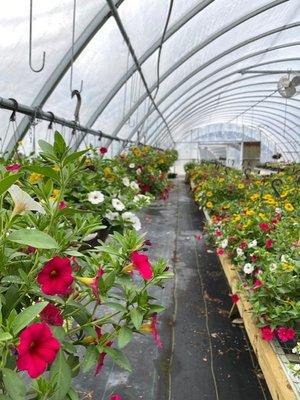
[239, 241, 248, 250]
[265, 239, 273, 249]
[250, 254, 258, 263]
[99, 147, 108, 155]
[261, 326, 274, 341]
[215, 229, 223, 237]
[5, 163, 21, 172]
[276, 327, 296, 342]
[37, 256, 74, 295]
[91, 267, 104, 303]
[16, 322, 60, 378]
[130, 251, 153, 280]
[151, 314, 163, 348]
[40, 303, 63, 326]
[58, 201, 67, 210]
[216, 248, 225, 256]
[259, 223, 270, 233]
[195, 234, 202, 241]
[94, 327, 112, 375]
[110, 395, 122, 400]
[253, 279, 263, 289]
[27, 245, 37, 254]
[230, 293, 240, 304]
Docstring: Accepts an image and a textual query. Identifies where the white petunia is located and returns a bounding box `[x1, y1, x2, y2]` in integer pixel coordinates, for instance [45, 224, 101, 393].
[221, 239, 228, 249]
[136, 168, 142, 175]
[236, 248, 244, 257]
[130, 181, 139, 190]
[122, 177, 130, 187]
[88, 191, 104, 204]
[248, 239, 257, 248]
[281, 255, 288, 263]
[275, 207, 282, 214]
[112, 198, 125, 211]
[269, 263, 277, 271]
[129, 163, 135, 169]
[243, 263, 254, 274]
[105, 210, 119, 221]
[122, 212, 141, 231]
[8, 184, 45, 215]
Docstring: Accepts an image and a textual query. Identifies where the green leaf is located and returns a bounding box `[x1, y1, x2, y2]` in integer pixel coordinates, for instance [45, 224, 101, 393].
[0, 395, 12, 400]
[104, 347, 132, 372]
[67, 388, 79, 400]
[130, 309, 143, 330]
[118, 327, 133, 349]
[81, 346, 98, 373]
[0, 173, 22, 196]
[12, 302, 48, 335]
[2, 368, 26, 400]
[38, 140, 56, 158]
[25, 165, 59, 181]
[49, 350, 72, 400]
[53, 131, 67, 156]
[149, 305, 165, 313]
[8, 229, 58, 249]
[64, 149, 87, 166]
[104, 302, 127, 313]
[0, 332, 13, 342]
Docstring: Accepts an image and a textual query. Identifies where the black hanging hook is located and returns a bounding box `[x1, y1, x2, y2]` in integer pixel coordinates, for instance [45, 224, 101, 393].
[72, 89, 82, 124]
[8, 98, 18, 122]
[271, 178, 283, 198]
[243, 167, 251, 180]
[47, 111, 55, 130]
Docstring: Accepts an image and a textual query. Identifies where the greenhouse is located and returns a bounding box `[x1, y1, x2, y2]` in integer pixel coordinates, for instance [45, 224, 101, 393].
[0, 0, 299, 399]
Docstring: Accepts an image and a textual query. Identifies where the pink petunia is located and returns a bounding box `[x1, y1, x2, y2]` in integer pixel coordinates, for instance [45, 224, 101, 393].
[276, 326, 296, 342]
[37, 257, 74, 295]
[260, 326, 274, 341]
[130, 251, 153, 280]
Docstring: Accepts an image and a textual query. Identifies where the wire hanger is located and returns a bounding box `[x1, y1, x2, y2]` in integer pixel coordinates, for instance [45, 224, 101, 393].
[70, 0, 83, 94]
[29, 0, 46, 72]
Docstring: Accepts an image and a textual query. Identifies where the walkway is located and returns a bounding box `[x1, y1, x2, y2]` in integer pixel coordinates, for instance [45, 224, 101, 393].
[76, 179, 271, 400]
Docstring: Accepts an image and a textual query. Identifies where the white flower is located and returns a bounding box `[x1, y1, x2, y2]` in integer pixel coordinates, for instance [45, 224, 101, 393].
[129, 163, 135, 169]
[122, 177, 130, 187]
[136, 168, 142, 175]
[130, 181, 139, 190]
[8, 184, 45, 215]
[221, 239, 228, 249]
[294, 364, 300, 372]
[133, 194, 151, 204]
[105, 210, 119, 221]
[236, 248, 244, 257]
[270, 263, 277, 271]
[281, 255, 288, 263]
[112, 198, 125, 211]
[243, 263, 254, 274]
[248, 239, 257, 248]
[88, 191, 104, 204]
[275, 207, 282, 214]
[122, 212, 141, 231]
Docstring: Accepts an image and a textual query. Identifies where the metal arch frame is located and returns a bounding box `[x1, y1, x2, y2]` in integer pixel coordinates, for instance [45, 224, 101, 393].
[156, 99, 300, 152]
[74, 0, 289, 149]
[159, 109, 298, 159]
[155, 93, 300, 143]
[117, 24, 300, 147]
[72, 0, 215, 150]
[138, 48, 300, 144]
[6, 0, 124, 154]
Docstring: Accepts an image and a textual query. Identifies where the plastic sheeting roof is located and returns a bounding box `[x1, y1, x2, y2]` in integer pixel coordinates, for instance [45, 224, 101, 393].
[0, 0, 299, 160]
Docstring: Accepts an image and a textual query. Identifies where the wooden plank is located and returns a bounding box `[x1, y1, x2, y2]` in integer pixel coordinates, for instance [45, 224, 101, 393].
[203, 208, 298, 400]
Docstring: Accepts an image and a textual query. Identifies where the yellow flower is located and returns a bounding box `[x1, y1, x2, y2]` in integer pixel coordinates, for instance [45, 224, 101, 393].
[28, 172, 43, 184]
[245, 209, 255, 216]
[259, 213, 266, 220]
[280, 191, 288, 198]
[250, 193, 259, 201]
[243, 220, 252, 229]
[282, 263, 294, 271]
[50, 189, 60, 201]
[284, 202, 294, 212]
[84, 158, 92, 165]
[206, 191, 213, 197]
[238, 183, 245, 189]
[132, 147, 142, 157]
[232, 214, 241, 223]
[104, 167, 115, 181]
[206, 201, 213, 209]
[223, 204, 230, 209]
[218, 178, 225, 183]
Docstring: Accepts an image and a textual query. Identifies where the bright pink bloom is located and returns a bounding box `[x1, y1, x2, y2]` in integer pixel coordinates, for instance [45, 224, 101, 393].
[259, 222, 270, 233]
[58, 201, 67, 210]
[195, 234, 202, 241]
[27, 245, 37, 254]
[230, 293, 240, 304]
[215, 229, 223, 237]
[110, 395, 122, 400]
[94, 327, 112, 375]
[99, 147, 108, 155]
[261, 326, 274, 341]
[276, 327, 296, 342]
[239, 241, 248, 250]
[37, 256, 74, 295]
[40, 303, 63, 326]
[16, 322, 60, 378]
[253, 279, 263, 289]
[216, 248, 225, 256]
[265, 239, 273, 249]
[130, 251, 153, 280]
[151, 314, 163, 348]
[5, 163, 21, 172]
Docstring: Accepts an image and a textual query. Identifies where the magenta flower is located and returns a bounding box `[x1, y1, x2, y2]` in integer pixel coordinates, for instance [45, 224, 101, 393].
[5, 163, 21, 172]
[261, 326, 274, 341]
[276, 327, 296, 342]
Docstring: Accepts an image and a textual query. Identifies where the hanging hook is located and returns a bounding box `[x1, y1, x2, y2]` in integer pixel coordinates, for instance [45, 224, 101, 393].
[72, 89, 82, 125]
[69, 0, 83, 94]
[8, 98, 18, 122]
[271, 178, 283, 198]
[47, 111, 55, 130]
[29, 0, 46, 72]
[243, 167, 251, 180]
